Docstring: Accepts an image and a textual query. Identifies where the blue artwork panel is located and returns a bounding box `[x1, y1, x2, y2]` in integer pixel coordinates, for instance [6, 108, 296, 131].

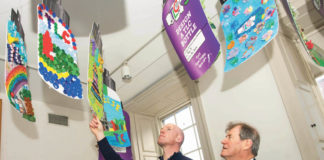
[220, 0, 279, 72]
[103, 86, 131, 147]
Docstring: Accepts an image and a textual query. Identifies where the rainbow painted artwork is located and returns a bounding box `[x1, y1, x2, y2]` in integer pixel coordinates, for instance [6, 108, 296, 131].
[37, 4, 83, 99]
[5, 10, 35, 122]
[220, 0, 279, 72]
[102, 85, 131, 147]
[88, 22, 104, 120]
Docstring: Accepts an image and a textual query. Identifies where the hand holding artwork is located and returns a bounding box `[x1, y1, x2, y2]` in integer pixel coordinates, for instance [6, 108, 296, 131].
[89, 114, 105, 141]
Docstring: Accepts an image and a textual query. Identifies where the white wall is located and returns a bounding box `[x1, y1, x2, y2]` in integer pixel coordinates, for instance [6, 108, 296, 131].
[196, 47, 302, 159]
[0, 93, 98, 160]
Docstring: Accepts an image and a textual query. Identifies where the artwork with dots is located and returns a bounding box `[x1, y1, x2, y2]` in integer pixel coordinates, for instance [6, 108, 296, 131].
[220, 0, 279, 72]
[102, 85, 131, 147]
[37, 3, 83, 99]
[5, 9, 35, 122]
[88, 22, 105, 120]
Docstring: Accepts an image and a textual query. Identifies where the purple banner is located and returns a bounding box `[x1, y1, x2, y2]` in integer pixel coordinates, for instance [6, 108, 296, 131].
[162, 0, 220, 80]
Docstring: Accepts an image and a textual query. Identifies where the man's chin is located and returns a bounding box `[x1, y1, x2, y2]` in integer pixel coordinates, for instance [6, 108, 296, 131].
[157, 140, 163, 147]
[220, 151, 227, 158]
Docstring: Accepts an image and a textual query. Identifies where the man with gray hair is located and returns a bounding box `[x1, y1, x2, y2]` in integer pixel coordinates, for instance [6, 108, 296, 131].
[221, 122, 260, 160]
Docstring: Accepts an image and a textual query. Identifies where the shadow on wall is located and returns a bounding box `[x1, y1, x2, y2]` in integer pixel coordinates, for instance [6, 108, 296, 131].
[10, 102, 39, 139]
[40, 80, 88, 121]
[221, 44, 271, 91]
[31, 0, 127, 36]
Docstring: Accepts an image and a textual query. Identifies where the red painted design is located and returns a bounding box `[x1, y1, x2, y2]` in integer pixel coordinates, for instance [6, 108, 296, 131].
[173, 0, 179, 12]
[306, 40, 314, 50]
[111, 120, 117, 130]
[42, 31, 54, 61]
[62, 31, 71, 44]
[121, 134, 126, 142]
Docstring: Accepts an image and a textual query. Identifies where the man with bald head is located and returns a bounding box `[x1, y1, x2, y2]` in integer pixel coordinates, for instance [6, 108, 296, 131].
[157, 124, 191, 160]
[89, 115, 191, 160]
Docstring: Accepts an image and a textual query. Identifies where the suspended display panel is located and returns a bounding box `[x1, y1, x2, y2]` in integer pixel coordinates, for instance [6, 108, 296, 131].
[220, 0, 279, 71]
[37, 3, 83, 99]
[88, 22, 105, 120]
[5, 9, 35, 122]
[162, 0, 221, 80]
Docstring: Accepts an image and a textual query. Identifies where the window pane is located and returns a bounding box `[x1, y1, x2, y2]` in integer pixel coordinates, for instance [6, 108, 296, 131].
[175, 106, 193, 129]
[185, 150, 201, 160]
[182, 127, 198, 154]
[163, 115, 175, 125]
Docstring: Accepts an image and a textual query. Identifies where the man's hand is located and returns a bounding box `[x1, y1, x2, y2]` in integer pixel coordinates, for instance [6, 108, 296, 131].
[89, 114, 105, 141]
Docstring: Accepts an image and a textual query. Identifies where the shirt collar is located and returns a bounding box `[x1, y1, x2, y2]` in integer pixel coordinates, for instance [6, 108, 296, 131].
[159, 152, 183, 160]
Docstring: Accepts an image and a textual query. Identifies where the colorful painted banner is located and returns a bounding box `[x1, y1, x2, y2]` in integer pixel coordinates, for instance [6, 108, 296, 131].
[162, 0, 221, 80]
[281, 0, 324, 66]
[5, 9, 35, 122]
[88, 22, 104, 120]
[313, 0, 324, 18]
[37, 3, 83, 99]
[99, 110, 133, 160]
[220, 0, 279, 72]
[102, 86, 131, 148]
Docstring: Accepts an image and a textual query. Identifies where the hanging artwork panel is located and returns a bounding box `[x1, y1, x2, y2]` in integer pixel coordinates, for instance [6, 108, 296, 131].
[88, 22, 105, 120]
[220, 0, 279, 72]
[102, 86, 131, 148]
[5, 9, 35, 122]
[99, 110, 133, 160]
[37, 3, 83, 99]
[162, 0, 221, 80]
[281, 0, 324, 67]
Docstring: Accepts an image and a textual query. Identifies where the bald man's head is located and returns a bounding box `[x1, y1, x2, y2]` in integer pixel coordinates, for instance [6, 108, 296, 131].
[158, 124, 184, 148]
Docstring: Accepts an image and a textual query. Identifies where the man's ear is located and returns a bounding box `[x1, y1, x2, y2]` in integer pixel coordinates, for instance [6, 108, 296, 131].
[175, 135, 182, 143]
[243, 139, 253, 150]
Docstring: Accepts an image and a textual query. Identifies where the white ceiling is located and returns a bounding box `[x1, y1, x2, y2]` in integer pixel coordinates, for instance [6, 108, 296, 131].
[0, 0, 323, 111]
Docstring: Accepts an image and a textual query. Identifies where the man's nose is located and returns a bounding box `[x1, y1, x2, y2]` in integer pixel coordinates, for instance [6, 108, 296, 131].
[160, 129, 165, 134]
[221, 138, 227, 144]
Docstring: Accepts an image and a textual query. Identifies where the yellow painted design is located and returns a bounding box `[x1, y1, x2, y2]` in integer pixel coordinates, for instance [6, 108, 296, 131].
[99, 65, 104, 73]
[39, 57, 70, 79]
[116, 104, 120, 112]
[8, 33, 19, 44]
[98, 57, 104, 64]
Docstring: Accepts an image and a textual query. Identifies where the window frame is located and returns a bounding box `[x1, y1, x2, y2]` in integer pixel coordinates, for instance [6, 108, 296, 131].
[161, 104, 203, 158]
[155, 95, 214, 160]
